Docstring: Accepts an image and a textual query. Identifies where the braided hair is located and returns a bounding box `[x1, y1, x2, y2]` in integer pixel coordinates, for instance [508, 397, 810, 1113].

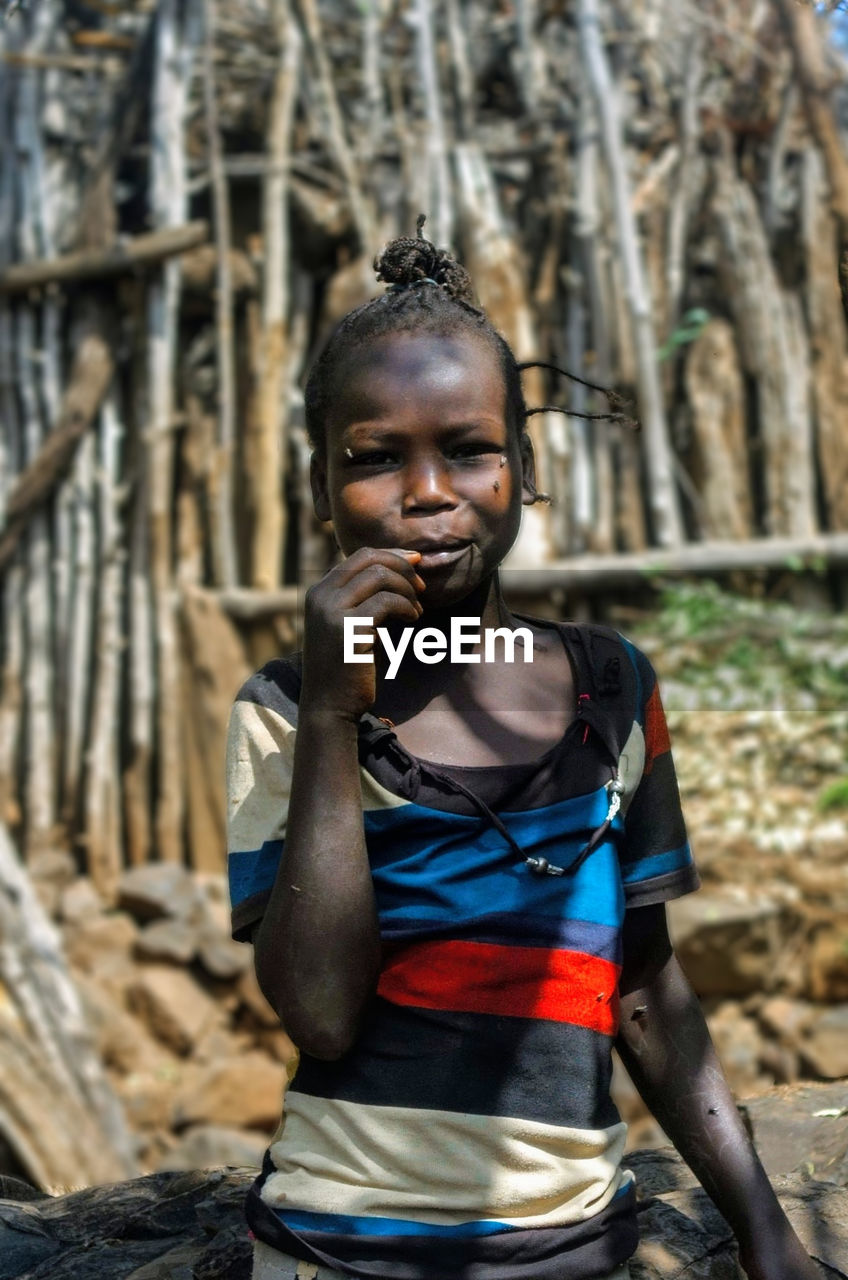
[304, 217, 529, 456]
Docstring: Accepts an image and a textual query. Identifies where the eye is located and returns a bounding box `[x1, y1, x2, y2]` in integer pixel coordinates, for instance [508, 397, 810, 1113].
[344, 449, 397, 467]
[451, 442, 501, 461]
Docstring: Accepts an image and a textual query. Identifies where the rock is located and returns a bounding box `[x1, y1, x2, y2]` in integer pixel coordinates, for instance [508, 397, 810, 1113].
[705, 1001, 772, 1096]
[800, 1005, 848, 1079]
[758, 996, 815, 1045]
[135, 919, 199, 966]
[62, 911, 140, 995]
[59, 876, 104, 924]
[76, 973, 173, 1075]
[196, 931, 251, 980]
[738, 1081, 848, 1185]
[26, 850, 77, 919]
[668, 890, 796, 997]
[0, 1168, 252, 1280]
[127, 966, 219, 1056]
[155, 1126, 265, 1172]
[236, 963, 279, 1028]
[807, 925, 848, 1002]
[118, 1073, 184, 1136]
[171, 1053, 287, 1130]
[117, 865, 202, 925]
[0, 1153, 843, 1280]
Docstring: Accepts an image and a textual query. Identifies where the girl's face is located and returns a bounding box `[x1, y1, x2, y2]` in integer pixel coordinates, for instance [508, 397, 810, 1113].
[311, 330, 536, 608]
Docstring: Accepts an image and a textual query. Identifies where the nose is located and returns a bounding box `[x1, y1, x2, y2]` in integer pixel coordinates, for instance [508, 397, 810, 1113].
[401, 456, 458, 514]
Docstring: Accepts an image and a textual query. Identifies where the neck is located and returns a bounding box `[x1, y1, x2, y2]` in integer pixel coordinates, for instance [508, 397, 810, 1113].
[371, 572, 523, 718]
[419, 572, 514, 631]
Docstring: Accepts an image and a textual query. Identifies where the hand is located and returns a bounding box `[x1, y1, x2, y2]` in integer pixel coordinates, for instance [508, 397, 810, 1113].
[301, 547, 424, 721]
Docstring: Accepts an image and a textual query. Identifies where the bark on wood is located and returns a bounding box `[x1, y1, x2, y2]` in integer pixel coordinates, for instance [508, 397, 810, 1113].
[17, 307, 55, 858]
[684, 318, 751, 541]
[61, 433, 96, 840]
[202, 0, 238, 590]
[453, 142, 553, 563]
[415, 0, 453, 249]
[0, 304, 23, 831]
[293, 0, 372, 250]
[179, 587, 249, 872]
[712, 145, 817, 538]
[579, 0, 682, 548]
[0, 222, 208, 295]
[147, 0, 199, 864]
[0, 329, 113, 573]
[83, 394, 124, 900]
[247, 0, 299, 592]
[0, 820, 137, 1189]
[802, 146, 848, 530]
[772, 0, 848, 229]
[211, 530, 848, 612]
[123, 402, 154, 869]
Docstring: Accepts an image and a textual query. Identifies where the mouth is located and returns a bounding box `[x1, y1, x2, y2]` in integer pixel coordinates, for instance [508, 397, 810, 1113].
[404, 541, 473, 572]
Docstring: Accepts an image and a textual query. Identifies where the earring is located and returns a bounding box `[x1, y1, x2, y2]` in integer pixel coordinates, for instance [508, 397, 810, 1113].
[344, 447, 354, 458]
[499, 455, 507, 467]
[493, 480, 501, 492]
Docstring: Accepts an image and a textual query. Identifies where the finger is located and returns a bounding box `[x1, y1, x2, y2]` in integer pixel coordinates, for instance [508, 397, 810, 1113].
[357, 592, 423, 626]
[343, 563, 424, 610]
[336, 547, 425, 591]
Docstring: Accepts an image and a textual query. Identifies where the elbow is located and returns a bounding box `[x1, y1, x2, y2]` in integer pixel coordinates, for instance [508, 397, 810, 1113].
[291, 1020, 358, 1061]
[252, 959, 361, 1061]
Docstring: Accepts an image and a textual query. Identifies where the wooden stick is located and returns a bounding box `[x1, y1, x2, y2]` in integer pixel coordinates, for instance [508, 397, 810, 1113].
[211, 534, 848, 614]
[248, 0, 300, 591]
[415, 0, 453, 248]
[123, 328, 154, 868]
[0, 221, 208, 295]
[293, 0, 372, 250]
[801, 146, 848, 530]
[62, 433, 96, 841]
[146, 0, 200, 864]
[713, 144, 817, 538]
[202, 0, 238, 589]
[16, 304, 56, 859]
[772, 0, 848, 230]
[578, 0, 683, 548]
[83, 392, 124, 901]
[0, 330, 113, 573]
[0, 305, 24, 832]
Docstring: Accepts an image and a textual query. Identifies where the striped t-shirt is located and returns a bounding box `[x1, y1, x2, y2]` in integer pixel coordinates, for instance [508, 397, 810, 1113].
[226, 621, 699, 1280]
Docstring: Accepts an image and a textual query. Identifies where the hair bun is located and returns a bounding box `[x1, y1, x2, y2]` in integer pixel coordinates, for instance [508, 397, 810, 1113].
[373, 215, 474, 304]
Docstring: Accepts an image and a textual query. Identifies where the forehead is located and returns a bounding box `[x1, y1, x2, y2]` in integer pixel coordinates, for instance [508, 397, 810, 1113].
[326, 330, 507, 432]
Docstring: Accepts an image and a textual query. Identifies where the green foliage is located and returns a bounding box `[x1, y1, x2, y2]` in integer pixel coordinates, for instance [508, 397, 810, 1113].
[817, 780, 848, 812]
[630, 581, 848, 714]
[657, 308, 711, 362]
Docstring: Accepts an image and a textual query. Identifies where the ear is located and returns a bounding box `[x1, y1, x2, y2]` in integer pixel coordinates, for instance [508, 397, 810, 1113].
[310, 452, 332, 523]
[519, 433, 538, 506]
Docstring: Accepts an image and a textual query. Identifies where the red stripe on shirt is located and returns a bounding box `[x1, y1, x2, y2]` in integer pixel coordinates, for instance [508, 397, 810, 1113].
[643, 681, 671, 774]
[377, 940, 620, 1035]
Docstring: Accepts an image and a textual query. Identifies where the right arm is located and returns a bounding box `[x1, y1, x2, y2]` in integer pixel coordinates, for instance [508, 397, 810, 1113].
[251, 548, 423, 1059]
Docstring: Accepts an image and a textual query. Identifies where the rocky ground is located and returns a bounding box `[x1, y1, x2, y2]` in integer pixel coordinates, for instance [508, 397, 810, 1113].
[2, 1083, 847, 1278]
[16, 585, 848, 1180]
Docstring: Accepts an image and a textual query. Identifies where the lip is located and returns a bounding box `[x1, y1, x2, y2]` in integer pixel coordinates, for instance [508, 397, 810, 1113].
[405, 541, 472, 571]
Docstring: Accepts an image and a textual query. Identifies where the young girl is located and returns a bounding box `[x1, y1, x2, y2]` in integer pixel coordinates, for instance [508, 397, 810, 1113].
[226, 230, 817, 1280]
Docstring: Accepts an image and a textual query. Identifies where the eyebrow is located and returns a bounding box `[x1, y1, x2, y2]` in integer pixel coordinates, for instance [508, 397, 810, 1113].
[341, 420, 506, 444]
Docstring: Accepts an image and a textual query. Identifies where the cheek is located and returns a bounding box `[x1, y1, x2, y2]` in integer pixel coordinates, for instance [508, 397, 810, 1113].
[328, 477, 395, 539]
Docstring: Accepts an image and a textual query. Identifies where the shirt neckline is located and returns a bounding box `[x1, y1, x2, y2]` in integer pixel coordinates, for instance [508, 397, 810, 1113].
[374, 616, 583, 778]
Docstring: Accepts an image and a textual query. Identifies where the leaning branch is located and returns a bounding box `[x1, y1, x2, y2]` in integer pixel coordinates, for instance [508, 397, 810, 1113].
[0, 221, 208, 294]
[0, 331, 113, 573]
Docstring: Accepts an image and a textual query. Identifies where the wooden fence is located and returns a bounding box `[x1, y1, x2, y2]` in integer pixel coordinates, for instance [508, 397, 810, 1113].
[1, 0, 847, 890]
